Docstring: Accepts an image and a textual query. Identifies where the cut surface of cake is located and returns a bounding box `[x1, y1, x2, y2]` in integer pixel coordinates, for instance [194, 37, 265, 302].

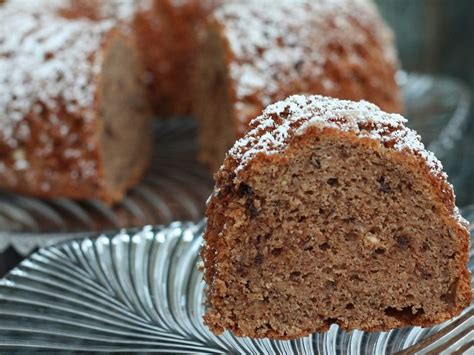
[0, 3, 152, 204]
[202, 95, 471, 339]
[194, 0, 402, 171]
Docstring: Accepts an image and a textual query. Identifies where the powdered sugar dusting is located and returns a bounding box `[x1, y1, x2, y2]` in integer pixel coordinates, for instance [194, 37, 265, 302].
[214, 0, 398, 126]
[16, 0, 152, 21]
[0, 2, 115, 147]
[230, 95, 446, 184]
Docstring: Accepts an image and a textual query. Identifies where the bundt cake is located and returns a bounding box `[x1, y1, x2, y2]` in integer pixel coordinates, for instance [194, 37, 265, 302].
[202, 95, 471, 339]
[0, 3, 152, 203]
[194, 0, 402, 171]
[0, 0, 403, 203]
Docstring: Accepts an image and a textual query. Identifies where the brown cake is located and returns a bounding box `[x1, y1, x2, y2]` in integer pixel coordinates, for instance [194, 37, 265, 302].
[0, 3, 152, 204]
[194, 0, 402, 171]
[0, 0, 402, 202]
[202, 95, 471, 339]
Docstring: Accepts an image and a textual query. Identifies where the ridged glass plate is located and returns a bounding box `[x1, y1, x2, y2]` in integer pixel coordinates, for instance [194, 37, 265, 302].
[0, 118, 213, 235]
[0, 73, 471, 257]
[0, 219, 472, 353]
[0, 118, 212, 258]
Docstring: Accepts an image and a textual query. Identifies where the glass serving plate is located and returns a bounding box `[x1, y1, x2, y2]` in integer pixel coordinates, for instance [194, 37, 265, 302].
[0, 73, 471, 257]
[0, 220, 472, 353]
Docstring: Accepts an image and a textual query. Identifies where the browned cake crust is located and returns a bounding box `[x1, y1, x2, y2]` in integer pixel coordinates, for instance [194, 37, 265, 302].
[193, 0, 402, 171]
[202, 95, 471, 339]
[0, 3, 152, 204]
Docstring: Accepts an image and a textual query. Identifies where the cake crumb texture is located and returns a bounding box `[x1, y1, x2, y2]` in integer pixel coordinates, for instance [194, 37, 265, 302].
[202, 95, 471, 339]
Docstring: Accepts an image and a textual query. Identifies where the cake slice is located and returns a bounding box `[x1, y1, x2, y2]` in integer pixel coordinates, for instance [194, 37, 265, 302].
[0, 5, 152, 204]
[202, 95, 471, 339]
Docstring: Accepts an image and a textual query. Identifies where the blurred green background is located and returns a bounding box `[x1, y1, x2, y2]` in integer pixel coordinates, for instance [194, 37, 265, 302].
[376, 0, 474, 206]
